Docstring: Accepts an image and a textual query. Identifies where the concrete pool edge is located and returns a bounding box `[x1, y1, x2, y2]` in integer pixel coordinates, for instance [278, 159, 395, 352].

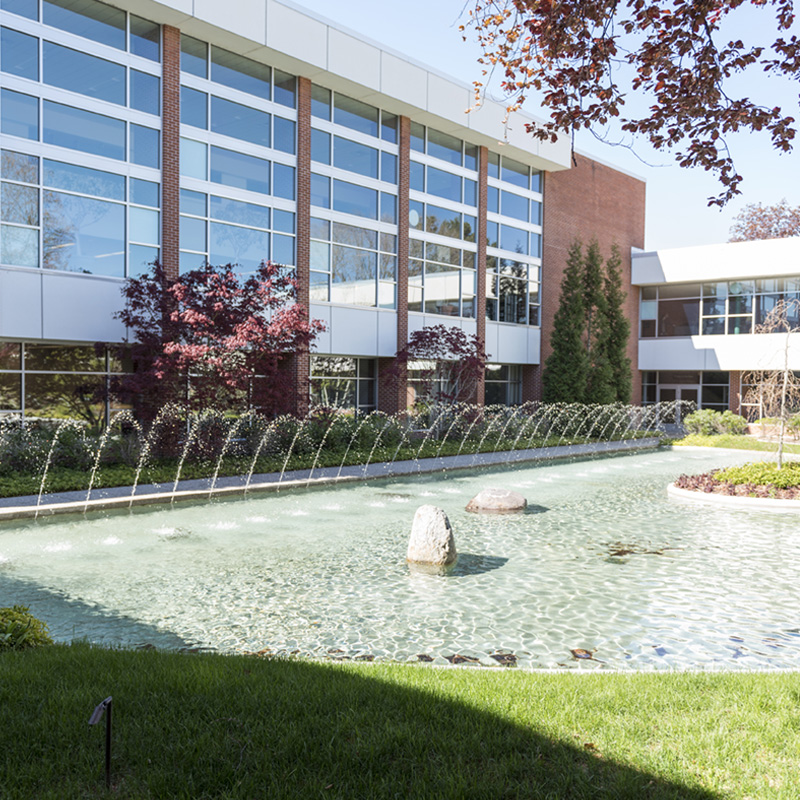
[0, 437, 661, 521]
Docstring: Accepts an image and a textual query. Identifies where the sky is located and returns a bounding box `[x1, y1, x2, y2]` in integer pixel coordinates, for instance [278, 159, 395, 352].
[291, 0, 799, 252]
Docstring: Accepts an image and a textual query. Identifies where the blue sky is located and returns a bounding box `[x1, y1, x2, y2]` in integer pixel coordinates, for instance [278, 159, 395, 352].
[293, 0, 799, 251]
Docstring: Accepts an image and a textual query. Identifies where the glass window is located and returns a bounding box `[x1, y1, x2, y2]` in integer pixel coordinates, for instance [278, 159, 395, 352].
[309, 270, 328, 300]
[1, 27, 38, 81]
[1, 223, 38, 266]
[181, 86, 207, 129]
[211, 96, 270, 147]
[463, 179, 477, 207]
[381, 151, 397, 184]
[311, 129, 330, 164]
[659, 283, 701, 299]
[210, 222, 269, 272]
[426, 203, 460, 238]
[530, 232, 541, 258]
[310, 241, 329, 271]
[210, 195, 268, 228]
[210, 146, 269, 195]
[500, 224, 528, 255]
[727, 316, 752, 335]
[380, 192, 396, 224]
[272, 163, 294, 200]
[43, 190, 125, 276]
[180, 215, 205, 252]
[0, 342, 21, 370]
[130, 15, 160, 62]
[129, 243, 156, 276]
[130, 124, 158, 168]
[1, 0, 38, 20]
[410, 121, 425, 152]
[333, 136, 378, 178]
[410, 161, 424, 192]
[2, 182, 38, 224]
[409, 199, 423, 230]
[333, 94, 378, 137]
[273, 69, 295, 108]
[381, 112, 397, 143]
[273, 209, 294, 233]
[44, 101, 125, 160]
[272, 233, 293, 265]
[487, 220, 498, 248]
[310, 173, 329, 208]
[531, 199, 542, 225]
[130, 70, 159, 116]
[463, 214, 476, 242]
[530, 170, 542, 192]
[658, 298, 700, 336]
[702, 317, 725, 335]
[43, 0, 126, 50]
[130, 178, 158, 207]
[44, 159, 124, 200]
[501, 190, 528, 222]
[331, 245, 376, 306]
[427, 128, 462, 165]
[487, 186, 499, 214]
[44, 41, 126, 105]
[333, 179, 377, 219]
[488, 151, 500, 179]
[129, 206, 158, 244]
[273, 116, 295, 154]
[211, 46, 270, 99]
[500, 156, 528, 188]
[181, 34, 206, 78]
[1, 89, 39, 140]
[332, 222, 377, 249]
[310, 85, 330, 120]
[1, 149, 38, 183]
[426, 166, 461, 202]
[180, 138, 207, 180]
[464, 144, 478, 171]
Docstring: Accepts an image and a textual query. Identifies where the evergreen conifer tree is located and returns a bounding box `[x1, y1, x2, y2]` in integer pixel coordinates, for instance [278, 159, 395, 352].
[542, 241, 589, 402]
[603, 244, 633, 402]
[583, 240, 616, 404]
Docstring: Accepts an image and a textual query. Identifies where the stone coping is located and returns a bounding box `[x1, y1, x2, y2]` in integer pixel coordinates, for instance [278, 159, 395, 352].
[667, 483, 800, 513]
[0, 437, 660, 522]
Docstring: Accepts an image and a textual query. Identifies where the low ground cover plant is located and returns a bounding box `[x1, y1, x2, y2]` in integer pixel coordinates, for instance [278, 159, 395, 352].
[0, 606, 53, 651]
[675, 460, 800, 499]
[683, 409, 748, 436]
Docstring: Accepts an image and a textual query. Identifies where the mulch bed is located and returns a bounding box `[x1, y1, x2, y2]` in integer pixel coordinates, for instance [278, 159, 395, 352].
[674, 471, 800, 500]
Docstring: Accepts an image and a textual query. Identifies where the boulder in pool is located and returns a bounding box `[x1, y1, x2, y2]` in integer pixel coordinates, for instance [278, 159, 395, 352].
[407, 505, 457, 567]
[466, 488, 527, 514]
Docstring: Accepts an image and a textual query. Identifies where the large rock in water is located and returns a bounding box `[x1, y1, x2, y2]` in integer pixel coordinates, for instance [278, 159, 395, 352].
[466, 488, 527, 514]
[407, 505, 457, 566]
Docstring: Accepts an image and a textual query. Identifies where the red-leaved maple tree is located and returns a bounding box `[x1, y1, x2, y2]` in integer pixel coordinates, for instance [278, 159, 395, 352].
[113, 261, 324, 418]
[462, 0, 798, 205]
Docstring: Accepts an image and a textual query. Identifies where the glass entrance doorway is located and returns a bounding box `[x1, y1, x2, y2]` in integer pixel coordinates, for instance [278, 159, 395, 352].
[658, 384, 700, 421]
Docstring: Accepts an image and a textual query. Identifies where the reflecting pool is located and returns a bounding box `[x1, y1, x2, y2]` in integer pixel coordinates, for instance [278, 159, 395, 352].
[2, 448, 799, 670]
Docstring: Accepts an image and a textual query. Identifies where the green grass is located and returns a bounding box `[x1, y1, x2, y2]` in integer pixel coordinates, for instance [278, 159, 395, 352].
[673, 433, 800, 454]
[1, 644, 798, 799]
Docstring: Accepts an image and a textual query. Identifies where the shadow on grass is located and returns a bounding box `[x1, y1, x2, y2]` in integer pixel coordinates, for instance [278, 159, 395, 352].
[0, 643, 724, 800]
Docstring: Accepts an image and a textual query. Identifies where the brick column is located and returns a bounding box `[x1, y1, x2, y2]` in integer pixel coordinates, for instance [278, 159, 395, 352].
[475, 145, 488, 406]
[729, 370, 742, 415]
[161, 25, 181, 281]
[293, 76, 312, 416]
[378, 115, 410, 414]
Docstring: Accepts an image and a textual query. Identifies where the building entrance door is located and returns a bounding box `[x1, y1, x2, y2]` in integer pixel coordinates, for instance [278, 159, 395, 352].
[658, 384, 701, 421]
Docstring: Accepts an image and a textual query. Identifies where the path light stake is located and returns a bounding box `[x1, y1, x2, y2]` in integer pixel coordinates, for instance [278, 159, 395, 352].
[88, 696, 113, 789]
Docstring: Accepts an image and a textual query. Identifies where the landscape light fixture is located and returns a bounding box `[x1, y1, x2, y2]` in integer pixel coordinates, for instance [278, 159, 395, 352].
[88, 696, 113, 789]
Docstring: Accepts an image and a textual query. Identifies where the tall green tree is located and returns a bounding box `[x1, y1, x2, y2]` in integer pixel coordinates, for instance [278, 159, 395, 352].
[543, 241, 589, 403]
[583, 240, 615, 404]
[602, 245, 633, 403]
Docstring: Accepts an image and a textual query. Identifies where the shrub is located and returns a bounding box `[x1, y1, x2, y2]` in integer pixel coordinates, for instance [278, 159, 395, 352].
[684, 409, 747, 436]
[719, 410, 748, 435]
[715, 461, 800, 489]
[0, 606, 53, 651]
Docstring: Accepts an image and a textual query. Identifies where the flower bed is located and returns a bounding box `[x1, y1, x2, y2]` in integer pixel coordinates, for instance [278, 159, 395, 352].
[674, 463, 800, 501]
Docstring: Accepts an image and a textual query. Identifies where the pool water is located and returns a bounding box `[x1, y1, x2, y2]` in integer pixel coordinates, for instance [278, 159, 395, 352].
[2, 448, 798, 670]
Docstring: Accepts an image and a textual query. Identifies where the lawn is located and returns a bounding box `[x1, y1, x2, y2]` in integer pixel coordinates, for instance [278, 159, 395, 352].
[1, 644, 798, 799]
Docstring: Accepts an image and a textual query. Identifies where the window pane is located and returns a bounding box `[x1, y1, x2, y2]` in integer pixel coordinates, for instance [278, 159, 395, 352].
[1, 0, 37, 20]
[273, 209, 294, 234]
[180, 138, 207, 180]
[130, 15, 160, 62]
[311, 128, 330, 164]
[410, 121, 425, 152]
[309, 270, 328, 301]
[530, 170, 542, 192]
[210, 195, 269, 228]
[380, 193, 396, 224]
[424, 262, 460, 315]
[425, 203, 460, 238]
[426, 166, 461, 202]
[211, 46, 270, 99]
[181, 34, 207, 78]
[381, 151, 397, 184]
[702, 317, 725, 335]
[331, 245, 376, 306]
[381, 111, 397, 143]
[44, 159, 124, 200]
[1, 181, 38, 226]
[1, 88, 38, 140]
[487, 186, 499, 214]
[43, 190, 125, 276]
[210, 146, 269, 195]
[129, 243, 157, 276]
[1, 223, 38, 266]
[2, 150, 38, 183]
[310, 217, 329, 239]
[43, 0, 125, 50]
[211, 96, 270, 147]
[463, 178, 477, 207]
[488, 151, 500, 179]
[427, 128, 462, 165]
[463, 214, 476, 242]
[332, 179, 377, 219]
[273, 69, 296, 108]
[410, 160, 424, 192]
[310, 240, 329, 271]
[181, 86, 207, 129]
[210, 221, 269, 272]
[129, 206, 158, 245]
[333, 94, 378, 137]
[1, 27, 38, 80]
[659, 283, 701, 299]
[272, 233, 294, 265]
[44, 41, 126, 105]
[464, 144, 478, 171]
[130, 70, 159, 116]
[333, 136, 378, 178]
[500, 156, 528, 188]
[311, 85, 330, 120]
[729, 294, 753, 315]
[500, 224, 528, 255]
[379, 253, 396, 280]
[130, 125, 158, 168]
[273, 116, 295, 154]
[332, 222, 376, 249]
[501, 190, 528, 222]
[487, 220, 498, 248]
[44, 101, 125, 160]
[530, 232, 541, 258]
[180, 215, 205, 251]
[180, 188, 205, 216]
[0, 342, 21, 370]
[272, 163, 295, 200]
[658, 298, 700, 336]
[310, 173, 329, 208]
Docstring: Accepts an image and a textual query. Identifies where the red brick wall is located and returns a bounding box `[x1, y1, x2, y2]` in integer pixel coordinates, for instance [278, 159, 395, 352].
[541, 153, 646, 403]
[729, 370, 742, 414]
[161, 25, 180, 281]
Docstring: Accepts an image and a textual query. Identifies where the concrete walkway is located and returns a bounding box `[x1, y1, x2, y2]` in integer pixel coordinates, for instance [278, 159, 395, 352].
[0, 437, 661, 520]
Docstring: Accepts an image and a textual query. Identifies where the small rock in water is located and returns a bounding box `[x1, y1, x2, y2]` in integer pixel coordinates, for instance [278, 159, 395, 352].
[445, 654, 480, 665]
[355, 654, 375, 662]
[407, 505, 457, 567]
[570, 648, 596, 660]
[490, 653, 518, 666]
[416, 654, 434, 662]
[466, 489, 527, 514]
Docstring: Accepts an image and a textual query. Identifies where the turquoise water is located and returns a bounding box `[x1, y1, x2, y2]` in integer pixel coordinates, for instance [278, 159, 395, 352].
[2, 448, 799, 670]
